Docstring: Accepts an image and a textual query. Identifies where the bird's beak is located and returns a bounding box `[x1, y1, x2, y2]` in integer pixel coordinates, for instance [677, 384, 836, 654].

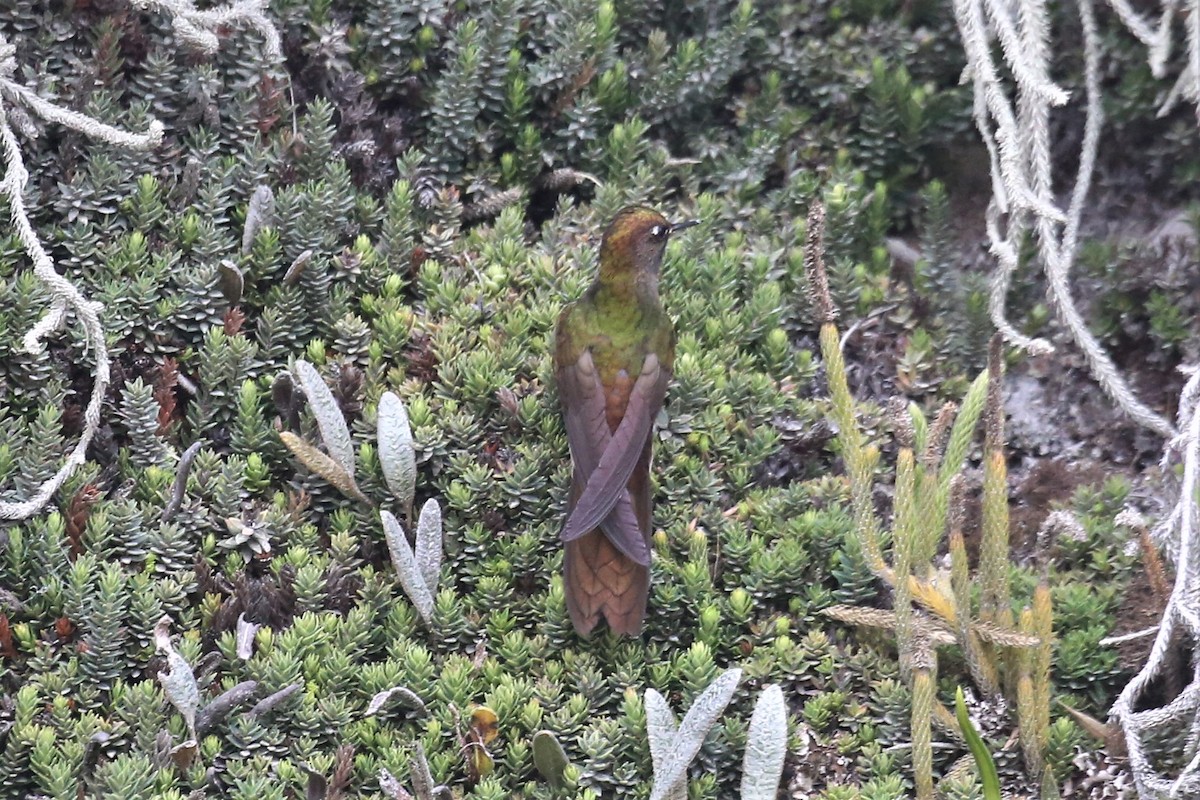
[669, 219, 700, 233]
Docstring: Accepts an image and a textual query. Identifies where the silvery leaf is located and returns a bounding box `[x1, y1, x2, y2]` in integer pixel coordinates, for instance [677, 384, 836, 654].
[293, 360, 355, 478]
[378, 391, 416, 512]
[248, 683, 301, 719]
[381, 510, 434, 623]
[415, 498, 442, 594]
[644, 688, 678, 772]
[378, 768, 414, 800]
[284, 249, 313, 285]
[217, 260, 243, 304]
[305, 766, 326, 800]
[740, 685, 787, 800]
[243, 184, 275, 254]
[195, 680, 258, 735]
[365, 685, 428, 717]
[648, 668, 742, 800]
[411, 742, 435, 800]
[154, 616, 199, 741]
[644, 689, 685, 800]
[235, 614, 259, 660]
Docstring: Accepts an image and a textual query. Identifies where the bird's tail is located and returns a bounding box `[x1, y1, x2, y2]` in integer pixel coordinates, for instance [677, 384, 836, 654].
[563, 530, 650, 636]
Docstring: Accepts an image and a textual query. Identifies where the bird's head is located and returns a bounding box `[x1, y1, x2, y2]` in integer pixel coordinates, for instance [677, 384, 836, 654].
[599, 206, 699, 285]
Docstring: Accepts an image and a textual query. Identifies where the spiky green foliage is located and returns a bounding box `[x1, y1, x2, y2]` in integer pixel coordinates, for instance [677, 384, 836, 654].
[811, 214, 1121, 796]
[0, 60, 892, 800]
[0, 1, 1172, 798]
[118, 378, 173, 470]
[913, 180, 991, 371]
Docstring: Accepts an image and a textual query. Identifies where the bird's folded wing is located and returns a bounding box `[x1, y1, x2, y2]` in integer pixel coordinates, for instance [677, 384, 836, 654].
[558, 349, 607, 477]
[560, 353, 666, 558]
[598, 492, 647, 565]
[558, 352, 650, 565]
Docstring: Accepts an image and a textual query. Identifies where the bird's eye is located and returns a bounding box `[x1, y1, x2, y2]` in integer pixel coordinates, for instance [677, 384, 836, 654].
[649, 225, 666, 238]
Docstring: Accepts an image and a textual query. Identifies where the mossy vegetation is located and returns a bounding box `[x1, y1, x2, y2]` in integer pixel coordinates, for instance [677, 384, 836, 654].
[0, 1, 1192, 798]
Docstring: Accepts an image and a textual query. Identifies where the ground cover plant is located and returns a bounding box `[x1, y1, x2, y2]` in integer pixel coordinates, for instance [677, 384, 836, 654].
[0, 0, 1197, 798]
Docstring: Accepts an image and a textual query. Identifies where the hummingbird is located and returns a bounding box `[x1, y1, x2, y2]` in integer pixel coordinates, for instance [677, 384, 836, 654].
[554, 206, 698, 636]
